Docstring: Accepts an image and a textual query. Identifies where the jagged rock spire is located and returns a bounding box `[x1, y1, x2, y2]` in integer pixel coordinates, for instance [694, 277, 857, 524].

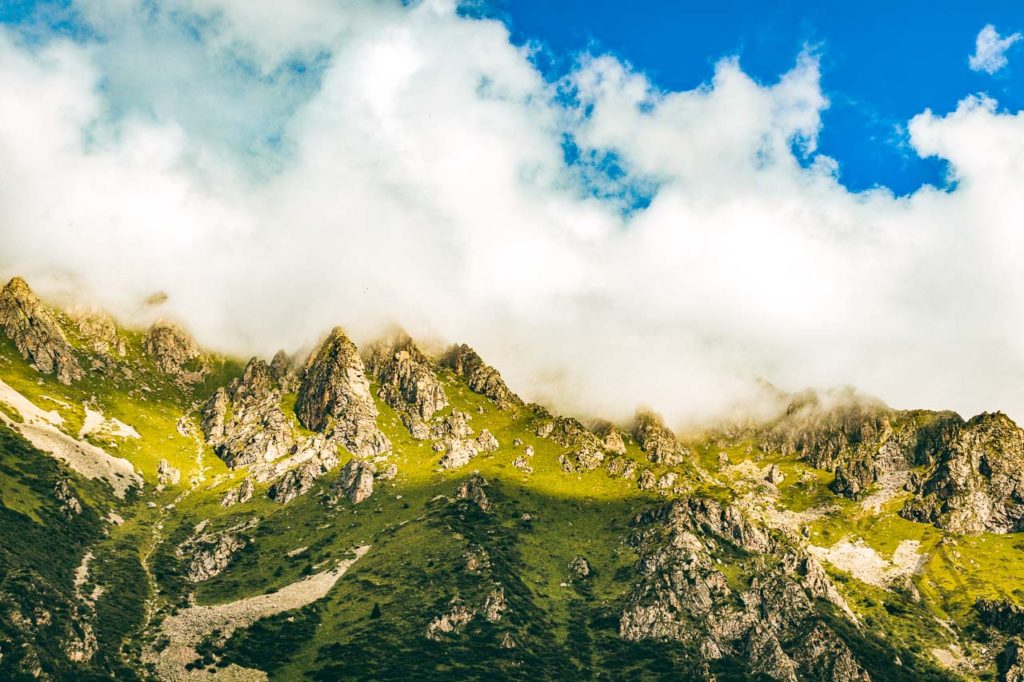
[440, 343, 522, 408]
[0, 276, 82, 384]
[143, 320, 207, 385]
[202, 356, 295, 468]
[633, 411, 687, 465]
[296, 327, 390, 457]
[364, 330, 448, 422]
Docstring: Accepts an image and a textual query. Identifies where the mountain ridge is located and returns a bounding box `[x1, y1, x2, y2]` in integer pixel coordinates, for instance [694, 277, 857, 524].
[0, 275, 1022, 680]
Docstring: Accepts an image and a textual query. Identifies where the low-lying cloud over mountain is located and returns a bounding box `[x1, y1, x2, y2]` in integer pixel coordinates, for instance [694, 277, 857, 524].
[1, 0, 1022, 426]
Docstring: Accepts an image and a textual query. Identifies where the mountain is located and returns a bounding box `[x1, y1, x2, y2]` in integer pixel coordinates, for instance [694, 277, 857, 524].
[0, 275, 1022, 681]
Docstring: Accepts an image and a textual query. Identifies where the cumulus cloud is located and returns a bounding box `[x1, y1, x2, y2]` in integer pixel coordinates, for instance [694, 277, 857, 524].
[969, 24, 1020, 74]
[0, 0, 1023, 428]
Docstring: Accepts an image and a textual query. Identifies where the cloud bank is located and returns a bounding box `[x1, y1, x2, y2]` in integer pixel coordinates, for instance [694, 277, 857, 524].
[1, 0, 1023, 427]
[969, 24, 1020, 74]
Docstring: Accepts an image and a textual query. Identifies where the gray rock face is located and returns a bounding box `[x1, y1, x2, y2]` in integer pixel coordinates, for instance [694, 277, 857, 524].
[482, 587, 507, 622]
[439, 439, 479, 470]
[570, 555, 591, 579]
[54, 479, 82, 518]
[619, 498, 867, 681]
[594, 421, 628, 456]
[607, 456, 637, 479]
[0, 277, 82, 384]
[296, 328, 390, 457]
[220, 477, 255, 507]
[792, 623, 872, 682]
[532, 408, 609, 471]
[202, 357, 295, 469]
[176, 520, 255, 582]
[440, 344, 522, 408]
[432, 410, 473, 440]
[268, 451, 338, 504]
[142, 321, 206, 384]
[637, 469, 657, 491]
[269, 350, 300, 392]
[365, 332, 448, 423]
[425, 598, 476, 641]
[1002, 639, 1024, 682]
[456, 473, 490, 511]
[73, 309, 125, 358]
[512, 455, 533, 474]
[156, 459, 181, 486]
[338, 458, 376, 504]
[765, 464, 785, 485]
[633, 411, 687, 465]
[474, 429, 499, 452]
[903, 412, 1024, 534]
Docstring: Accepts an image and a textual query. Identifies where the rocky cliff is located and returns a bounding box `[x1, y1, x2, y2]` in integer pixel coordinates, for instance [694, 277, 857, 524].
[0, 277, 82, 384]
[295, 327, 390, 457]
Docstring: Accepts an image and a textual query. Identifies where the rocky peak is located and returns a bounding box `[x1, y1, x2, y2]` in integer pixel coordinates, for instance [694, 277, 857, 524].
[633, 411, 687, 465]
[73, 309, 125, 358]
[440, 343, 522, 408]
[269, 350, 300, 392]
[0, 277, 82, 384]
[902, 411, 1024, 534]
[594, 421, 627, 456]
[143, 321, 206, 384]
[201, 356, 294, 469]
[364, 330, 448, 422]
[295, 327, 391, 457]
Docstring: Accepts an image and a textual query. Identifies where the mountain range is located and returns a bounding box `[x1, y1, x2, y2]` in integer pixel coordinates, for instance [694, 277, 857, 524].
[1, 275, 1023, 681]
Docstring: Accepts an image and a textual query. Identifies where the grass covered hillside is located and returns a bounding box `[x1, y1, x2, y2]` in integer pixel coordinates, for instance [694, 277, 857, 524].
[1, 275, 1023, 681]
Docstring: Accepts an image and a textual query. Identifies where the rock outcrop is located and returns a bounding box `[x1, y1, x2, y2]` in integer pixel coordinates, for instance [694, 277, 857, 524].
[594, 421, 628, 456]
[439, 439, 479, 470]
[296, 328, 390, 457]
[142, 321, 206, 384]
[221, 477, 255, 507]
[337, 458, 376, 504]
[901, 412, 1024, 534]
[176, 520, 255, 582]
[532, 408, 608, 471]
[202, 357, 296, 469]
[269, 453, 339, 504]
[619, 498, 867, 681]
[633, 411, 687, 465]
[425, 598, 476, 641]
[0, 277, 82, 384]
[156, 459, 181, 486]
[364, 331, 448, 423]
[440, 344, 522, 408]
[432, 409, 474, 440]
[73, 309, 125, 358]
[456, 473, 491, 511]
[54, 478, 82, 518]
[269, 350, 300, 392]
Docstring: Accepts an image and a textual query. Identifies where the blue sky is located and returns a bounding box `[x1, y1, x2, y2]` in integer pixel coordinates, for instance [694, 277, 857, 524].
[482, 0, 1024, 194]
[3, 1, 1023, 194]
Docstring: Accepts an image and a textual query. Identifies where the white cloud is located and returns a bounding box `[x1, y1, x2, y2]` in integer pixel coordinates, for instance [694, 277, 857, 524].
[969, 24, 1020, 74]
[1, 1, 1024, 428]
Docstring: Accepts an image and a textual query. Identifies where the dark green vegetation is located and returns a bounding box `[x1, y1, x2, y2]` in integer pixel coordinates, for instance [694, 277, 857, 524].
[1, 278, 1023, 680]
